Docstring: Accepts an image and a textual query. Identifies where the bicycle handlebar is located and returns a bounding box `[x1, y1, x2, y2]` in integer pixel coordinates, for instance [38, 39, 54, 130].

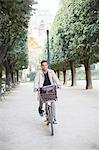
[34, 85, 60, 92]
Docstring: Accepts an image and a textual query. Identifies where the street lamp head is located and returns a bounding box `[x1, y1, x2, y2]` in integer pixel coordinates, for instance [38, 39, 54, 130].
[46, 29, 49, 34]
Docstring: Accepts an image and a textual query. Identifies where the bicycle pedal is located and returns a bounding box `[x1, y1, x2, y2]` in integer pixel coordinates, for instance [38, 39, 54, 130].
[53, 121, 57, 124]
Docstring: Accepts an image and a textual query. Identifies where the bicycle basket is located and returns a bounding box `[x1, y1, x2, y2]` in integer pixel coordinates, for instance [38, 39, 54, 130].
[40, 85, 57, 102]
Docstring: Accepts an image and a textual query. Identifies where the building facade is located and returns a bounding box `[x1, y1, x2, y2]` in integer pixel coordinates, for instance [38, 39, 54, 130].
[28, 9, 54, 70]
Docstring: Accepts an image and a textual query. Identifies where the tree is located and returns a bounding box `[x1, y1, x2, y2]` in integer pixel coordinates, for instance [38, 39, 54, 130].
[0, 0, 36, 91]
[51, 0, 99, 89]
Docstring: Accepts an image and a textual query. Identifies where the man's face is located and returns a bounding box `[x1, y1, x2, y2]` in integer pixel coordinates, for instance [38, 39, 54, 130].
[41, 62, 48, 72]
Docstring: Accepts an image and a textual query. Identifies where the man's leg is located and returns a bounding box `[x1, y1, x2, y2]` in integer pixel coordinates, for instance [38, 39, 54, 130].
[38, 99, 44, 116]
[39, 99, 43, 109]
[52, 101, 56, 121]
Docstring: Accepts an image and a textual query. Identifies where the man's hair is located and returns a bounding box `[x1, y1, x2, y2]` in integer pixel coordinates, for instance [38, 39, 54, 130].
[41, 60, 48, 65]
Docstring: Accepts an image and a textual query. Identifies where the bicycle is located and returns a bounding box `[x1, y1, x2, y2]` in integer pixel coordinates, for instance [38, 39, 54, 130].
[40, 85, 58, 136]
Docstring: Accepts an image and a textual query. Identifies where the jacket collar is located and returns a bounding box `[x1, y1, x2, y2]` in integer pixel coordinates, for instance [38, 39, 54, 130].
[40, 69, 51, 76]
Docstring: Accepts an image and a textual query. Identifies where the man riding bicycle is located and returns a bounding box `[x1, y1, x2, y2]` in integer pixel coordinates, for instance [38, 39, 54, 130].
[34, 60, 60, 123]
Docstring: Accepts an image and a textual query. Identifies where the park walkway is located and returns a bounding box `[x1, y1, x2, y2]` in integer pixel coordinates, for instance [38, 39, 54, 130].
[0, 82, 99, 150]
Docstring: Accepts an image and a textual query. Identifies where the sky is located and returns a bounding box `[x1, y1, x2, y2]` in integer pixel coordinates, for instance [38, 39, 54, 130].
[28, 0, 60, 68]
[37, 0, 59, 15]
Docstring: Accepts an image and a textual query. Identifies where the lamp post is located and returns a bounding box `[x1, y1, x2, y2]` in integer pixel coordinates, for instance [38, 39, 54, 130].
[46, 29, 50, 68]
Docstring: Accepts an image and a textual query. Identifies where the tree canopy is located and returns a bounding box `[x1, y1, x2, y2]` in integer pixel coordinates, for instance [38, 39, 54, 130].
[50, 0, 99, 89]
[0, 0, 36, 67]
[51, 0, 99, 67]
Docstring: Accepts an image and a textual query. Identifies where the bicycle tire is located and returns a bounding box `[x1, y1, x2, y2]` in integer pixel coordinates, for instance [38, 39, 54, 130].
[49, 104, 54, 136]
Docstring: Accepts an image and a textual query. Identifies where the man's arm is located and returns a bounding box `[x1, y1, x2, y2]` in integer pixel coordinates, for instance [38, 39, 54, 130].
[52, 70, 60, 86]
[34, 71, 39, 92]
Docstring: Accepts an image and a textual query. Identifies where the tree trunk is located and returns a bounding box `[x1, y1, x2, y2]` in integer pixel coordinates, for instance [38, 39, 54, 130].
[54, 70, 56, 73]
[11, 71, 15, 85]
[0, 65, 2, 94]
[5, 65, 10, 87]
[57, 70, 60, 79]
[11, 71, 16, 87]
[16, 70, 19, 82]
[84, 59, 93, 89]
[69, 61, 77, 86]
[63, 70, 67, 85]
[4, 60, 11, 88]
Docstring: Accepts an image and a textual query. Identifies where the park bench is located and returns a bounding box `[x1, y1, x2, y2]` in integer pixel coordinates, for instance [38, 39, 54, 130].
[0, 84, 6, 101]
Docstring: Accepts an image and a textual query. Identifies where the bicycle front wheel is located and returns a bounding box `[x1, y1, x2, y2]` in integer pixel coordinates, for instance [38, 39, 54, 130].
[49, 104, 54, 136]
